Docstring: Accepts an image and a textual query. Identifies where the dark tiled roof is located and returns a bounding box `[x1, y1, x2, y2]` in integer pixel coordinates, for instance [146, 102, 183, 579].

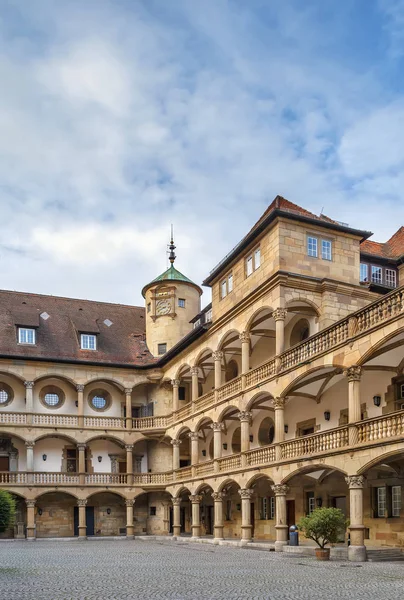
[360, 226, 404, 260]
[0, 290, 156, 366]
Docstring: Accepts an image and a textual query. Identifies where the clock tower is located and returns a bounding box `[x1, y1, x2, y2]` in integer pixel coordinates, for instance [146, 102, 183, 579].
[142, 236, 202, 357]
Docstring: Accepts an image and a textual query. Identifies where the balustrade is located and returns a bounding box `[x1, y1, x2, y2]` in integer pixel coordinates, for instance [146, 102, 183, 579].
[85, 473, 127, 484]
[0, 472, 27, 484]
[217, 454, 242, 472]
[33, 414, 78, 426]
[217, 377, 242, 401]
[280, 427, 349, 460]
[357, 411, 404, 443]
[34, 472, 80, 484]
[84, 416, 125, 429]
[194, 461, 214, 476]
[245, 445, 276, 466]
[0, 412, 26, 424]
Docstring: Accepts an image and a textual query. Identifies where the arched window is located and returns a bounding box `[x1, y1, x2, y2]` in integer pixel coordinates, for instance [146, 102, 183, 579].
[290, 319, 310, 347]
[225, 360, 239, 382]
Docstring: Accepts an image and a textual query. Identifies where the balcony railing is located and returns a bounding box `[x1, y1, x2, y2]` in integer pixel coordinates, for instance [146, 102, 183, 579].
[34, 414, 79, 426]
[357, 410, 404, 443]
[0, 412, 26, 425]
[280, 426, 349, 460]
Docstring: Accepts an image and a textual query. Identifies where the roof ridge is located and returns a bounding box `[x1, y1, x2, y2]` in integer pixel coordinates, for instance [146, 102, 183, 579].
[0, 288, 143, 310]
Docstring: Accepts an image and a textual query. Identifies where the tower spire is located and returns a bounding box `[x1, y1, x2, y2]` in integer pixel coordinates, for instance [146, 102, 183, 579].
[168, 225, 176, 265]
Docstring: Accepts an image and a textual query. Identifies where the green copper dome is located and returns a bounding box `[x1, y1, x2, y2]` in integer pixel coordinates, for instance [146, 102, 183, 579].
[142, 265, 202, 297]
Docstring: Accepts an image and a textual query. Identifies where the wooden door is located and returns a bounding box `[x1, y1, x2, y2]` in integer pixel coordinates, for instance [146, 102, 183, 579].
[118, 461, 127, 474]
[250, 502, 255, 537]
[286, 500, 296, 536]
[0, 456, 9, 471]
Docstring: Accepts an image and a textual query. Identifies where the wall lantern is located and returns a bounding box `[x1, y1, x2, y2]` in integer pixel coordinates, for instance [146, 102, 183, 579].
[201, 450, 206, 457]
[316, 498, 323, 508]
[249, 435, 254, 443]
[284, 425, 288, 434]
[75, 400, 78, 407]
[98, 456, 102, 463]
[42, 454, 47, 461]
[38, 508, 43, 516]
[223, 443, 228, 450]
[373, 395, 382, 407]
[106, 508, 111, 515]
[324, 411, 331, 421]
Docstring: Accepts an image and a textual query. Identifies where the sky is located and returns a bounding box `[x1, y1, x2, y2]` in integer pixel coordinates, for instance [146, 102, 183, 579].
[0, 0, 404, 307]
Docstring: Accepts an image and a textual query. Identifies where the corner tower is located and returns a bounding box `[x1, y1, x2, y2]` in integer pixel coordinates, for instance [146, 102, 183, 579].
[142, 235, 202, 357]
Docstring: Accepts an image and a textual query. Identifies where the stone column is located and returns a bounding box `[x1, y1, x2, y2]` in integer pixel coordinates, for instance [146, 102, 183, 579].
[345, 367, 362, 445]
[191, 367, 199, 405]
[172, 497, 181, 536]
[24, 381, 34, 425]
[76, 384, 85, 428]
[271, 484, 289, 551]
[213, 351, 223, 389]
[77, 499, 87, 539]
[171, 379, 180, 412]
[346, 475, 366, 562]
[272, 397, 287, 460]
[125, 499, 135, 539]
[25, 441, 35, 484]
[171, 439, 181, 471]
[239, 332, 250, 375]
[126, 445, 134, 485]
[189, 495, 203, 538]
[212, 492, 225, 541]
[211, 422, 224, 460]
[78, 444, 86, 485]
[125, 388, 133, 429]
[239, 489, 254, 543]
[238, 411, 252, 454]
[25, 500, 36, 540]
[272, 308, 287, 356]
[189, 432, 199, 466]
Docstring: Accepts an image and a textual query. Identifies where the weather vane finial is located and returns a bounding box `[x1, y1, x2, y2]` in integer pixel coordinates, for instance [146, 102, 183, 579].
[168, 225, 176, 265]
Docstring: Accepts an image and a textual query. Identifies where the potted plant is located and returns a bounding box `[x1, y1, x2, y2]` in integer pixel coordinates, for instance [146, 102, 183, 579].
[298, 507, 346, 560]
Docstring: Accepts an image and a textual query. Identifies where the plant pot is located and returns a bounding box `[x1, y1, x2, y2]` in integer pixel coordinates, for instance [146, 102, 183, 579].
[315, 548, 330, 561]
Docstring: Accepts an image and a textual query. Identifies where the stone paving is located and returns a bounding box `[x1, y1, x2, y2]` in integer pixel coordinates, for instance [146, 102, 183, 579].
[0, 539, 404, 600]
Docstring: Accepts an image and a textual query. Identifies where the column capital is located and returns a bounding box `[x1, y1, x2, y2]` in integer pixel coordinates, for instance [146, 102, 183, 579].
[344, 366, 362, 382]
[77, 443, 86, 451]
[238, 489, 254, 500]
[170, 439, 182, 447]
[171, 379, 180, 388]
[271, 396, 288, 409]
[189, 494, 203, 504]
[124, 387, 133, 395]
[76, 384, 85, 392]
[345, 475, 365, 489]
[125, 444, 134, 452]
[190, 366, 199, 376]
[237, 411, 252, 423]
[77, 499, 88, 507]
[24, 381, 34, 389]
[210, 422, 225, 432]
[172, 497, 181, 506]
[25, 441, 35, 449]
[272, 308, 287, 322]
[239, 331, 250, 343]
[212, 492, 226, 501]
[125, 499, 135, 507]
[212, 351, 223, 361]
[271, 484, 289, 496]
[25, 499, 36, 508]
[188, 432, 200, 441]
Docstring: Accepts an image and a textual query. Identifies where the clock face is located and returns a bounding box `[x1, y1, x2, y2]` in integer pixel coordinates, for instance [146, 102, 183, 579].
[156, 299, 171, 316]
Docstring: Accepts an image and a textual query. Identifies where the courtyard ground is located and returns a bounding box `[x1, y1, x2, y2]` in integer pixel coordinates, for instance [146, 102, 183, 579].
[0, 539, 403, 600]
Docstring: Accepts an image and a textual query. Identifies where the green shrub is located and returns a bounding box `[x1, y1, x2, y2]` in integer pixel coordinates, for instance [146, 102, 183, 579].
[298, 507, 347, 549]
[0, 489, 16, 533]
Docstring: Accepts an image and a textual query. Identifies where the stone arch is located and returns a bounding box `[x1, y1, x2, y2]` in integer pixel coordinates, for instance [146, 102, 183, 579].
[245, 306, 275, 334]
[217, 477, 241, 493]
[86, 489, 128, 502]
[281, 463, 348, 484]
[83, 377, 125, 393]
[285, 296, 320, 316]
[84, 434, 125, 448]
[33, 373, 77, 389]
[174, 486, 192, 499]
[193, 347, 214, 368]
[358, 327, 404, 367]
[175, 426, 191, 441]
[0, 370, 26, 385]
[245, 472, 274, 489]
[280, 365, 344, 398]
[34, 489, 80, 501]
[194, 416, 213, 433]
[175, 363, 192, 381]
[246, 391, 274, 412]
[0, 430, 29, 445]
[217, 405, 240, 423]
[33, 432, 79, 445]
[195, 482, 214, 495]
[358, 449, 404, 475]
[217, 329, 241, 352]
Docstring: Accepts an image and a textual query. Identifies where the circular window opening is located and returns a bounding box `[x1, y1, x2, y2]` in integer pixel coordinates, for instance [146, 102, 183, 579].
[0, 383, 14, 407]
[44, 393, 60, 407]
[0, 389, 9, 404]
[40, 385, 65, 409]
[92, 396, 107, 410]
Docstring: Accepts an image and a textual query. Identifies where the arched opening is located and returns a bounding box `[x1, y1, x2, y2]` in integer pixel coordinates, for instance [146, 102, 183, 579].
[289, 318, 310, 346]
[0, 492, 26, 539]
[257, 417, 275, 446]
[247, 308, 276, 369]
[197, 484, 214, 536]
[231, 427, 241, 453]
[35, 491, 78, 538]
[219, 480, 241, 540]
[218, 406, 240, 456]
[284, 299, 319, 351]
[175, 487, 192, 535]
[177, 428, 191, 468]
[176, 365, 192, 406]
[218, 331, 241, 385]
[86, 491, 126, 536]
[246, 475, 275, 540]
[247, 392, 274, 449]
[194, 349, 215, 396]
[195, 418, 213, 462]
[225, 360, 238, 382]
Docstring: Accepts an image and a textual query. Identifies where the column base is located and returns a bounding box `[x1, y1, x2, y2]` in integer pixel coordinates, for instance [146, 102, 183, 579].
[275, 541, 288, 552]
[26, 536, 36, 541]
[126, 535, 134, 540]
[348, 545, 366, 562]
[239, 539, 251, 546]
[173, 527, 181, 537]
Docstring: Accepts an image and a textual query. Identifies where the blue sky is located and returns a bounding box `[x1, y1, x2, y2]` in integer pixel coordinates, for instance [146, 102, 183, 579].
[0, 0, 403, 306]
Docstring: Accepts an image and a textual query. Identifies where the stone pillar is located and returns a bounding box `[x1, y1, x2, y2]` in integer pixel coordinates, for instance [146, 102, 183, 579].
[76, 384, 85, 428]
[25, 500, 36, 540]
[191, 367, 199, 404]
[77, 499, 87, 539]
[345, 366, 362, 445]
[171, 439, 181, 471]
[211, 422, 224, 460]
[189, 495, 203, 538]
[272, 397, 287, 460]
[213, 351, 223, 389]
[271, 484, 289, 551]
[346, 475, 366, 562]
[171, 379, 180, 412]
[212, 492, 225, 541]
[125, 445, 134, 485]
[189, 432, 199, 465]
[125, 388, 133, 429]
[25, 442, 35, 484]
[78, 444, 86, 485]
[24, 381, 34, 425]
[172, 497, 181, 536]
[125, 499, 135, 539]
[239, 332, 250, 375]
[239, 489, 254, 543]
[272, 308, 287, 356]
[238, 411, 252, 454]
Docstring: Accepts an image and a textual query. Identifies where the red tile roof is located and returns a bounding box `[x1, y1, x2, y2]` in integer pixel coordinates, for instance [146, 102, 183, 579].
[360, 226, 404, 260]
[0, 290, 156, 366]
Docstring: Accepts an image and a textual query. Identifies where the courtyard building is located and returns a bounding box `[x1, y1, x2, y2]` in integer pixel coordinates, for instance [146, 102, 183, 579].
[0, 195, 404, 561]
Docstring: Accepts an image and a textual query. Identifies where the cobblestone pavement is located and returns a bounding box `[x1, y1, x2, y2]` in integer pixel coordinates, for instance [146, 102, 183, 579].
[1, 539, 404, 600]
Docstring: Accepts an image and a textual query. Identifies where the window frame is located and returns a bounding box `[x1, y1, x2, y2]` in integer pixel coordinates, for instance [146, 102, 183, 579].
[385, 268, 397, 288]
[377, 486, 386, 518]
[157, 343, 167, 355]
[321, 239, 332, 261]
[245, 246, 261, 277]
[360, 263, 368, 282]
[307, 236, 318, 258]
[392, 486, 402, 518]
[371, 265, 383, 285]
[178, 298, 186, 309]
[220, 272, 234, 299]
[80, 333, 97, 351]
[18, 327, 36, 345]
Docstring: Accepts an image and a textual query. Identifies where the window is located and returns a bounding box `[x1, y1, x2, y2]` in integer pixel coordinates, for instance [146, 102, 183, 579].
[193, 319, 201, 329]
[392, 486, 402, 517]
[400, 383, 404, 399]
[269, 496, 275, 520]
[245, 246, 261, 277]
[360, 263, 368, 282]
[205, 308, 212, 322]
[221, 279, 227, 299]
[377, 487, 386, 518]
[386, 269, 397, 288]
[228, 273, 233, 293]
[178, 386, 186, 401]
[147, 303, 151, 313]
[220, 273, 233, 299]
[178, 298, 186, 308]
[157, 343, 167, 355]
[18, 328, 35, 344]
[91, 395, 107, 410]
[307, 492, 316, 515]
[66, 448, 77, 472]
[261, 497, 268, 520]
[371, 266, 382, 284]
[254, 247, 261, 269]
[260, 497, 275, 520]
[44, 393, 60, 407]
[0, 390, 8, 404]
[0, 383, 13, 406]
[307, 236, 318, 258]
[149, 506, 157, 516]
[81, 334, 97, 350]
[321, 239, 332, 261]
[225, 500, 232, 521]
[246, 255, 253, 277]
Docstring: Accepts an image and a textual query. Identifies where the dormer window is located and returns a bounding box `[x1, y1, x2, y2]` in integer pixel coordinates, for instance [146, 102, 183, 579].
[81, 334, 97, 350]
[18, 328, 36, 345]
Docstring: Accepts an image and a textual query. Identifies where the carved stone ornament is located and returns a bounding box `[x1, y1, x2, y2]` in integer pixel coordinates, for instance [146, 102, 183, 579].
[170, 439, 182, 447]
[238, 489, 254, 500]
[271, 484, 289, 496]
[271, 397, 288, 409]
[345, 475, 365, 489]
[272, 308, 288, 321]
[124, 388, 133, 395]
[239, 331, 250, 343]
[188, 432, 200, 441]
[212, 492, 226, 502]
[25, 441, 35, 449]
[77, 443, 87, 451]
[212, 351, 224, 361]
[237, 411, 252, 423]
[189, 494, 203, 504]
[172, 497, 181, 506]
[24, 381, 34, 389]
[171, 379, 180, 388]
[210, 422, 225, 432]
[76, 384, 85, 393]
[25, 500, 36, 508]
[190, 367, 199, 376]
[125, 499, 135, 507]
[344, 366, 362, 382]
[125, 444, 134, 452]
[77, 499, 88, 507]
